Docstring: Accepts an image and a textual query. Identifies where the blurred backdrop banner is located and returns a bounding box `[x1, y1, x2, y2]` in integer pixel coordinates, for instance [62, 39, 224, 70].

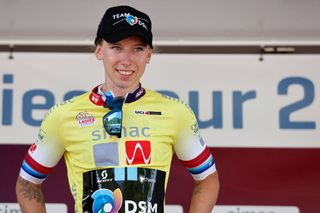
[0, 53, 319, 147]
[1, 52, 320, 213]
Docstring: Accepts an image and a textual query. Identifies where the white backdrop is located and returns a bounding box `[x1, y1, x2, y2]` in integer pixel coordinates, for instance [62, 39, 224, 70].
[0, 53, 319, 148]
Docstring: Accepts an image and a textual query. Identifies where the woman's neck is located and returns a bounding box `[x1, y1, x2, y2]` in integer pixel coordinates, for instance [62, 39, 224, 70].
[102, 83, 140, 97]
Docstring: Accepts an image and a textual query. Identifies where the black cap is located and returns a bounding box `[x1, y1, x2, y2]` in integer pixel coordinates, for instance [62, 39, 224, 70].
[95, 5, 153, 48]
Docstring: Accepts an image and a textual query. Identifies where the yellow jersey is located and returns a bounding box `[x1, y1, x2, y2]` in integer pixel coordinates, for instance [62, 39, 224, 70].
[19, 85, 216, 213]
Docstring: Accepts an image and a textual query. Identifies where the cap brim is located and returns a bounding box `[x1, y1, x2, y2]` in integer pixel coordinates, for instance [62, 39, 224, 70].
[102, 30, 153, 48]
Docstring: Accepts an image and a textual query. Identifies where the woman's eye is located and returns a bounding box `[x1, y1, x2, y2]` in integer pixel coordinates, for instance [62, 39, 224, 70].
[111, 46, 121, 51]
[134, 47, 145, 52]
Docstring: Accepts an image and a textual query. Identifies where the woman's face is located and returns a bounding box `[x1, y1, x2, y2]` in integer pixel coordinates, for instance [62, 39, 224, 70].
[95, 36, 152, 95]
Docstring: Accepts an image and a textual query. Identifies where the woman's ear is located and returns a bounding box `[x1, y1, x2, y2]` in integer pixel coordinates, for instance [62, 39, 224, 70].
[95, 45, 103, 60]
[146, 47, 152, 64]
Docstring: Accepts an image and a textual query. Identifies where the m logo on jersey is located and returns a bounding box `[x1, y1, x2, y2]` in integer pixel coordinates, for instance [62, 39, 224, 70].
[125, 141, 151, 165]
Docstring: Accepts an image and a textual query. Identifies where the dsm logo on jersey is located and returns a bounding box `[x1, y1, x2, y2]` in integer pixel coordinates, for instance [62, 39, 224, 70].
[91, 188, 122, 213]
[125, 141, 151, 165]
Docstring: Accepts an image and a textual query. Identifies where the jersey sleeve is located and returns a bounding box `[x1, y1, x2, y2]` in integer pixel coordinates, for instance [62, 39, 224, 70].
[19, 105, 65, 184]
[173, 103, 216, 181]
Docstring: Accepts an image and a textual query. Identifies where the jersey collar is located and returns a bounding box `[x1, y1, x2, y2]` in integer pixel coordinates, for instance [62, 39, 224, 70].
[89, 84, 146, 106]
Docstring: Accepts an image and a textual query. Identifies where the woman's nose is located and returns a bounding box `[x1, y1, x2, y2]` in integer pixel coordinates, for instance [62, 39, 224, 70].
[120, 51, 133, 66]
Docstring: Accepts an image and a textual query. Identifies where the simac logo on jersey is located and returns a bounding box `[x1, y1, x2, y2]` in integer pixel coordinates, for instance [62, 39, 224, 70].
[125, 140, 151, 165]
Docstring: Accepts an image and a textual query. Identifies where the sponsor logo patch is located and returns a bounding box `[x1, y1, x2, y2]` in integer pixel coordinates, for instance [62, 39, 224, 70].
[134, 110, 162, 115]
[191, 122, 199, 134]
[112, 13, 148, 30]
[125, 140, 151, 165]
[91, 188, 122, 213]
[76, 111, 96, 127]
[126, 15, 138, 25]
[29, 143, 37, 153]
[37, 128, 47, 142]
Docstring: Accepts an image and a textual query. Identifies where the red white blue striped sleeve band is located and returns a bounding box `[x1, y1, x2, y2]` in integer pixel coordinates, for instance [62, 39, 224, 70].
[19, 153, 53, 184]
[180, 146, 216, 180]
